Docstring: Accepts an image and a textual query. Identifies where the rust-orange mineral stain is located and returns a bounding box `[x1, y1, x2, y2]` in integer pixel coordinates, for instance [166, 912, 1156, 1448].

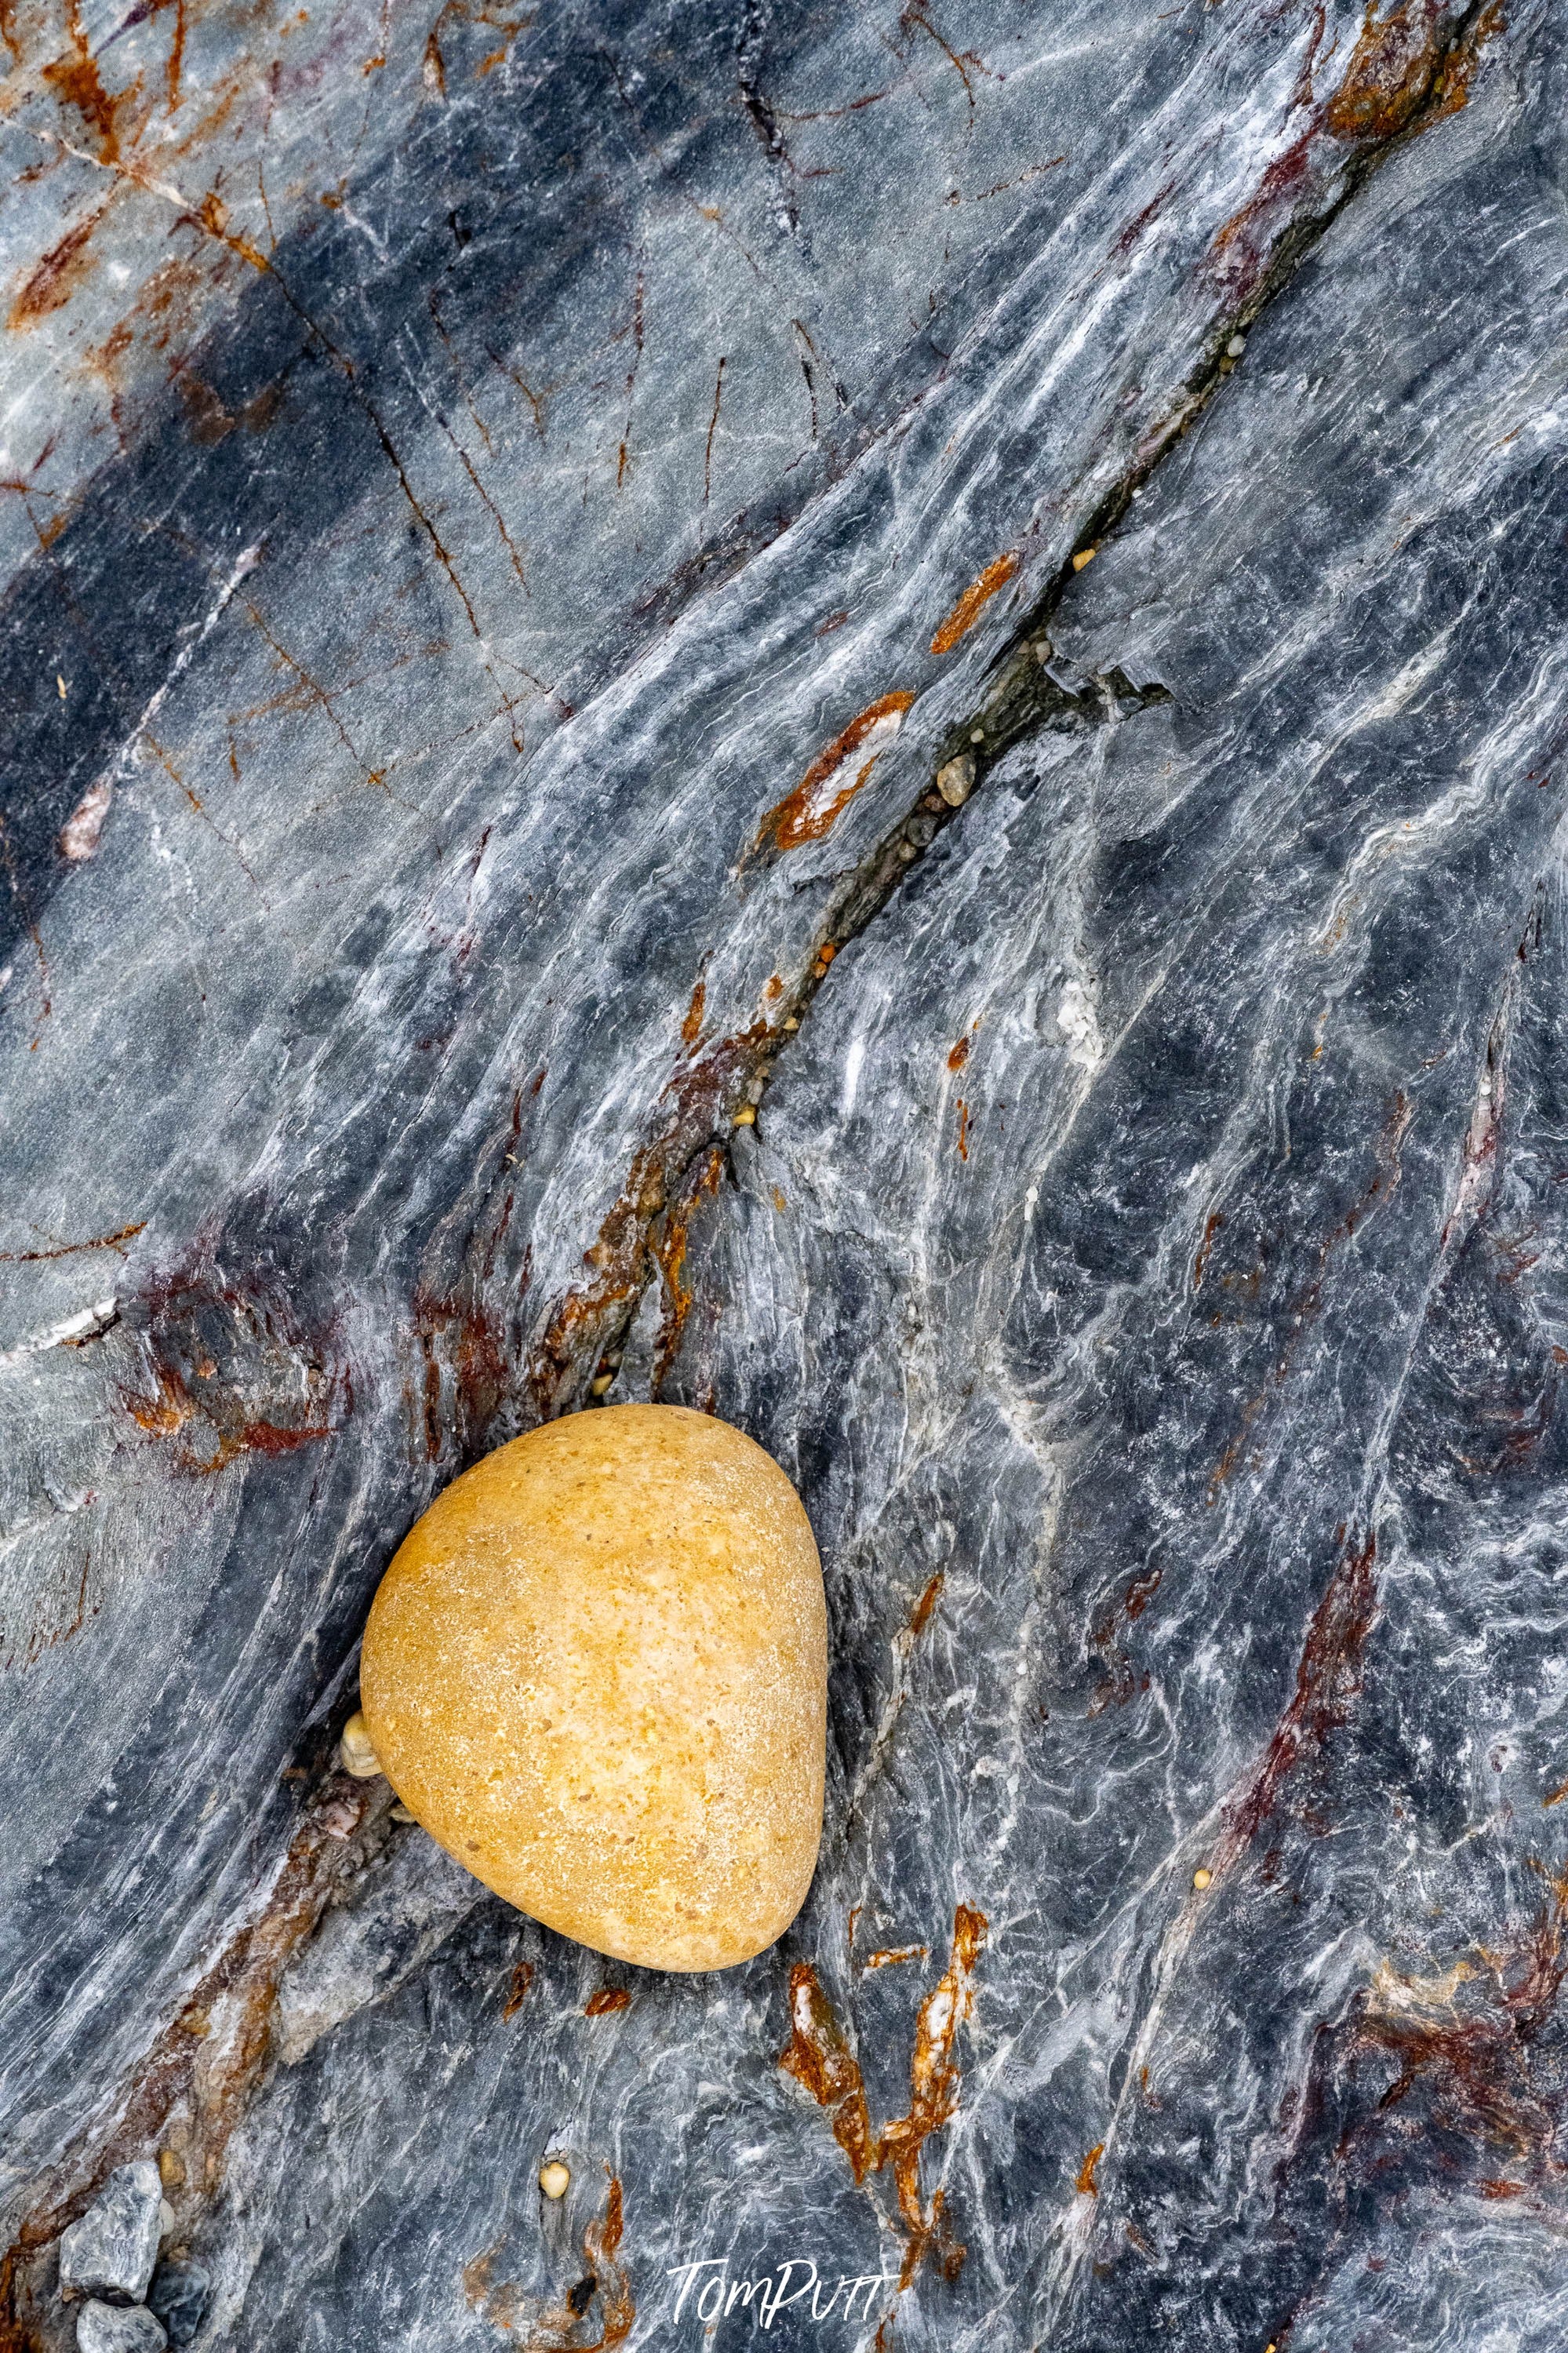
[1323, 0, 1464, 140]
[8, 208, 106, 330]
[1075, 2141, 1105, 2196]
[908, 1571, 944, 1639]
[779, 1965, 877, 2182]
[462, 2175, 634, 2351]
[756, 692, 915, 855]
[930, 552, 1019, 657]
[780, 1905, 988, 2288]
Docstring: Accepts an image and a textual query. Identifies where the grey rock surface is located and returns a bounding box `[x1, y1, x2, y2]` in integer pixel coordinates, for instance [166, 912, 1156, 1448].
[57, 2164, 162, 2307]
[74, 2303, 167, 2353]
[2, 0, 1565, 2348]
[145, 2262, 210, 2351]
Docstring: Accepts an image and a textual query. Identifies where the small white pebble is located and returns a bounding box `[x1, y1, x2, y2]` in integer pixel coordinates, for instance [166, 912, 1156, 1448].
[540, 2160, 571, 2200]
[339, 1711, 384, 1780]
[969, 727, 984, 744]
[1226, 334, 1246, 358]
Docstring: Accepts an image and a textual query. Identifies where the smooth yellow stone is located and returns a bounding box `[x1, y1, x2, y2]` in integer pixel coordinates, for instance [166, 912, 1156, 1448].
[361, 1403, 827, 1972]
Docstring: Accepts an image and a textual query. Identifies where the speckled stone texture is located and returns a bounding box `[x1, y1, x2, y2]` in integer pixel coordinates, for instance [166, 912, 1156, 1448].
[2, 0, 1565, 2348]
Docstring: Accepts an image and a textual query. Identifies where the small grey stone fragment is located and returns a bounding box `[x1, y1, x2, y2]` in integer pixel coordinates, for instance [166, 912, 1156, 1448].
[147, 2261, 210, 2348]
[59, 2164, 163, 2304]
[76, 2303, 168, 2353]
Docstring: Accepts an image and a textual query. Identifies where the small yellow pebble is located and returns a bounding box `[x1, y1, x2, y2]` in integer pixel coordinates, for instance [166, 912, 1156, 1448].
[158, 2148, 186, 2191]
[539, 2161, 571, 2200]
[590, 1372, 614, 1397]
[1071, 546, 1097, 571]
[733, 1103, 756, 1126]
[340, 1710, 384, 1779]
[1192, 1867, 1213, 1892]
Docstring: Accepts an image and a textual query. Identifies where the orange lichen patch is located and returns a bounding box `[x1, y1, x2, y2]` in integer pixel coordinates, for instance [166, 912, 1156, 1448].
[947, 1035, 970, 1073]
[42, 4, 131, 161]
[1425, 0, 1507, 119]
[909, 1572, 944, 1640]
[930, 552, 1019, 657]
[681, 975, 707, 1047]
[864, 1946, 928, 1971]
[780, 1965, 878, 2181]
[756, 692, 915, 856]
[1544, 1780, 1568, 1810]
[1075, 2142, 1105, 2196]
[1323, 0, 1457, 140]
[782, 1909, 988, 2288]
[8, 206, 107, 330]
[879, 1910, 987, 2278]
[879, 1905, 988, 2286]
[584, 1987, 632, 2017]
[1211, 1, 1490, 304]
[503, 1961, 535, 2020]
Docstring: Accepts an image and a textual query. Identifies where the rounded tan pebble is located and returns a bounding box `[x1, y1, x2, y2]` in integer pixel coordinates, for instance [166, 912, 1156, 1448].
[539, 2161, 571, 2200]
[360, 1404, 828, 1972]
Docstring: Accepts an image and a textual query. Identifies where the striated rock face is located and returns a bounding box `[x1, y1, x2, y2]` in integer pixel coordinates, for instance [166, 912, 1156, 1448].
[2, 0, 1566, 2346]
[57, 2165, 162, 2306]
